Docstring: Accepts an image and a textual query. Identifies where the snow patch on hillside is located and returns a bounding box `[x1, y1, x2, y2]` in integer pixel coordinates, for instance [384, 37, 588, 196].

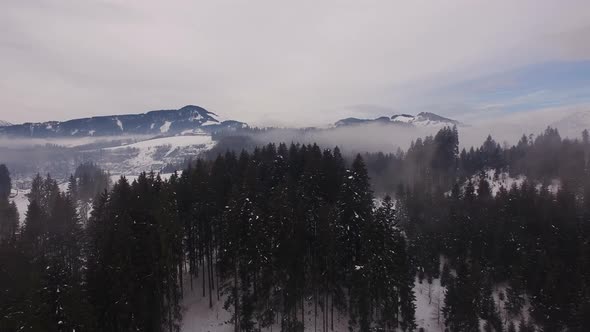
[116, 118, 124, 131]
[395, 116, 413, 123]
[160, 121, 172, 133]
[201, 120, 219, 126]
[476, 170, 526, 196]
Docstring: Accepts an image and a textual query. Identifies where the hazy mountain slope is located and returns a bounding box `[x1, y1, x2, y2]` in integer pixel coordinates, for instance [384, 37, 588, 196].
[0, 105, 247, 137]
[335, 112, 462, 128]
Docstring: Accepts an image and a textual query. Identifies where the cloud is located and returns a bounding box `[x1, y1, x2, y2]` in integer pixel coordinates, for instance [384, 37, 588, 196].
[1, 0, 590, 126]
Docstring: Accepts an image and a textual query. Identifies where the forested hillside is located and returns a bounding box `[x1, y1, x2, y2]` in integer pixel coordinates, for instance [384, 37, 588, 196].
[1, 126, 590, 331]
[0, 145, 415, 332]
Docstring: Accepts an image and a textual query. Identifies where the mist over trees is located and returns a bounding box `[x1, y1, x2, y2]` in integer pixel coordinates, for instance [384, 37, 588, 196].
[365, 126, 590, 195]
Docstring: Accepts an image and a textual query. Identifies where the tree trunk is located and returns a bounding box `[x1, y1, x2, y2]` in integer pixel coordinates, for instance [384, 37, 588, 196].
[208, 247, 213, 308]
[234, 260, 240, 332]
[202, 249, 206, 297]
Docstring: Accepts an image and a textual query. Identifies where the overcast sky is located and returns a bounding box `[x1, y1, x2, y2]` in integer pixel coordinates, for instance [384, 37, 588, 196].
[2, 0, 590, 126]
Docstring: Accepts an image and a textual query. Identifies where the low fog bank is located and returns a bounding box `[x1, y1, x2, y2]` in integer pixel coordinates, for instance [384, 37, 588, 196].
[0, 135, 154, 185]
[0, 134, 152, 149]
[463, 105, 590, 147]
[250, 106, 590, 155]
[248, 123, 550, 157]
[2, 105, 589, 186]
[251, 125, 426, 155]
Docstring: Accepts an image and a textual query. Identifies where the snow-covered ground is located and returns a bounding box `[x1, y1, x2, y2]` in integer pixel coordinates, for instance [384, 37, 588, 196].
[104, 134, 214, 153]
[9, 188, 29, 223]
[180, 273, 232, 332]
[414, 277, 446, 332]
[180, 270, 450, 332]
[180, 272, 349, 332]
[101, 134, 215, 175]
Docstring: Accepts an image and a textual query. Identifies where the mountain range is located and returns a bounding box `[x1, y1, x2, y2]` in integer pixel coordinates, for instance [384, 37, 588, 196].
[0, 105, 464, 138]
[335, 112, 462, 128]
[0, 105, 247, 138]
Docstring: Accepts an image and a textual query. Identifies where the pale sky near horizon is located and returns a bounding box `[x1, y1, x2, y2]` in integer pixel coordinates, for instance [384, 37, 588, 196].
[2, 0, 590, 126]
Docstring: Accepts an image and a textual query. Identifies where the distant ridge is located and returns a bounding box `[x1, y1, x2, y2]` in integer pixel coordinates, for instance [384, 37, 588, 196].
[0, 105, 248, 137]
[335, 112, 462, 128]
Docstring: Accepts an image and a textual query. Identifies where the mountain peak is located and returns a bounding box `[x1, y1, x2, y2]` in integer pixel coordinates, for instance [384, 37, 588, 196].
[415, 112, 460, 125]
[178, 105, 216, 115]
[0, 120, 12, 127]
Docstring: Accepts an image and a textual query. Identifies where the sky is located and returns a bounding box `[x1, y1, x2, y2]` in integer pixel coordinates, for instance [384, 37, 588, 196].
[1, 0, 590, 127]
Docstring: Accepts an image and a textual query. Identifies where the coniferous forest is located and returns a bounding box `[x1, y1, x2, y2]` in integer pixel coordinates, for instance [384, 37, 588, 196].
[1, 127, 590, 332]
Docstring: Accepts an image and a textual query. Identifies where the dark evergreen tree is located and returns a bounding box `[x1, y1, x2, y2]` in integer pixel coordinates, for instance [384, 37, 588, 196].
[443, 263, 479, 331]
[0, 164, 11, 199]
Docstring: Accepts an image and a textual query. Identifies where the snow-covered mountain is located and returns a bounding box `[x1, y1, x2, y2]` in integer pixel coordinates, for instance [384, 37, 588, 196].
[335, 112, 462, 128]
[0, 105, 247, 137]
[0, 120, 12, 127]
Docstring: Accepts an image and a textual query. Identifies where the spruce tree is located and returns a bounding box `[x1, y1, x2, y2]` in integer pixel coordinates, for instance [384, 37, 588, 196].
[0, 164, 11, 199]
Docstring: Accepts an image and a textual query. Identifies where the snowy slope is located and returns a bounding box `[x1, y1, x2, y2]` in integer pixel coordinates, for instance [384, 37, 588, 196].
[100, 134, 215, 175]
[0, 120, 12, 127]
